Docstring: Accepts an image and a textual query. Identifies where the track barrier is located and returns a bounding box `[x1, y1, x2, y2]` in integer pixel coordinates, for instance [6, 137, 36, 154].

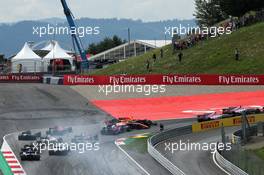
[147, 126, 192, 175]
[63, 74, 264, 85]
[0, 73, 42, 83]
[214, 149, 249, 175]
[192, 114, 264, 132]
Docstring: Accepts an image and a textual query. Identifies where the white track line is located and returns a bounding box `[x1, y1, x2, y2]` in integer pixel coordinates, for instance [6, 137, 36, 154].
[212, 151, 231, 175]
[115, 140, 150, 175]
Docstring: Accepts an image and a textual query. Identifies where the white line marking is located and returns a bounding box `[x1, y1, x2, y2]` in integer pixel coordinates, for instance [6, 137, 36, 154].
[115, 140, 150, 175]
[212, 151, 231, 175]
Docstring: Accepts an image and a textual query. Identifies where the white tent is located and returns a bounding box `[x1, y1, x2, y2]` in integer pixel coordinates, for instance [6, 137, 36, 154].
[11, 42, 43, 73]
[41, 40, 73, 53]
[43, 41, 74, 71]
[41, 41, 54, 51]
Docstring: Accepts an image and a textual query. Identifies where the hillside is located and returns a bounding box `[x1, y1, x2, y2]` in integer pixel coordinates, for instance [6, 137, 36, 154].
[92, 22, 264, 75]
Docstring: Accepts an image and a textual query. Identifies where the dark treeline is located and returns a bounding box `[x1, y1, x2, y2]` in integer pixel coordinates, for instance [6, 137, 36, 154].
[194, 0, 264, 26]
[87, 35, 125, 55]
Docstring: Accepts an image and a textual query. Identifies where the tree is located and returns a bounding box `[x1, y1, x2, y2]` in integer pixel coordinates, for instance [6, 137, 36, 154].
[219, 0, 264, 17]
[87, 35, 125, 55]
[194, 0, 227, 27]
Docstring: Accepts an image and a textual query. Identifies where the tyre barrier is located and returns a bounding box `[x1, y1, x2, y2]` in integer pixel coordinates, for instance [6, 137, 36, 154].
[147, 126, 192, 175]
[214, 150, 248, 175]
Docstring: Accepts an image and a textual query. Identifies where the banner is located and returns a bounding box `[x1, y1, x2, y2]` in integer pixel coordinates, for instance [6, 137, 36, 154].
[192, 114, 264, 132]
[0, 74, 43, 83]
[63, 74, 264, 85]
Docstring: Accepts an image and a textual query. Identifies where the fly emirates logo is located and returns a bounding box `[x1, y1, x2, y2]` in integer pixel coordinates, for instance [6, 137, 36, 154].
[219, 76, 259, 85]
[109, 76, 146, 84]
[67, 76, 95, 84]
[163, 75, 202, 84]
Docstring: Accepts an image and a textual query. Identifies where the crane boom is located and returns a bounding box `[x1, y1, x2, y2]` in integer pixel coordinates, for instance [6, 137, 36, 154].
[60, 0, 88, 70]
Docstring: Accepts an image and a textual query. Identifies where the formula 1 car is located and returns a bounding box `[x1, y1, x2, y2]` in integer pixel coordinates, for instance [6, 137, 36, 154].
[105, 117, 157, 127]
[197, 112, 233, 122]
[20, 150, 40, 161]
[134, 119, 158, 127]
[18, 131, 41, 141]
[49, 145, 70, 156]
[126, 122, 150, 130]
[101, 124, 131, 135]
[222, 106, 264, 116]
[46, 126, 73, 136]
[21, 144, 40, 153]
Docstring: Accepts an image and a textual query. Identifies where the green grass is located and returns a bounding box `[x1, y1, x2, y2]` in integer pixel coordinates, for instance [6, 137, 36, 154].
[122, 135, 151, 154]
[91, 22, 264, 75]
[254, 147, 264, 160]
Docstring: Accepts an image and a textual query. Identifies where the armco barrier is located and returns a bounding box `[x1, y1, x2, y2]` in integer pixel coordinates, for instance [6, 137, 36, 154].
[215, 126, 258, 175]
[192, 114, 264, 132]
[214, 150, 249, 175]
[147, 126, 192, 175]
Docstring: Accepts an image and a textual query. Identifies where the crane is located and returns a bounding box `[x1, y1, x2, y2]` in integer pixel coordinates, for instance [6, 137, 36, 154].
[60, 0, 89, 70]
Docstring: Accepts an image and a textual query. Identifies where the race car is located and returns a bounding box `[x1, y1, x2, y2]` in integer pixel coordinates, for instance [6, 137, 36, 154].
[18, 131, 41, 141]
[197, 112, 233, 122]
[104, 117, 156, 127]
[20, 150, 40, 161]
[21, 144, 40, 153]
[126, 122, 150, 130]
[49, 145, 70, 156]
[71, 134, 98, 144]
[101, 124, 131, 135]
[222, 106, 264, 116]
[46, 126, 73, 136]
[133, 119, 158, 127]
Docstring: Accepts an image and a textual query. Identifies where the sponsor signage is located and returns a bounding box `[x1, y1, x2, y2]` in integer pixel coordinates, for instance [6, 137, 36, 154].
[64, 74, 264, 85]
[233, 116, 256, 125]
[0, 74, 42, 83]
[192, 114, 264, 132]
[201, 121, 220, 130]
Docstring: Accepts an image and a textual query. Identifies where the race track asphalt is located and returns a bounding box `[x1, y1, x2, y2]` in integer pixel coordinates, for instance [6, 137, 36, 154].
[155, 127, 240, 175]
[1, 84, 262, 175]
[0, 84, 148, 175]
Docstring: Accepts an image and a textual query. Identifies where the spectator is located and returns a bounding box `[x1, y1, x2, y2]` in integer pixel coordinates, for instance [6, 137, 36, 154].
[160, 123, 164, 132]
[173, 42, 177, 53]
[152, 53, 157, 62]
[178, 52, 183, 62]
[160, 48, 164, 58]
[235, 48, 240, 61]
[146, 59, 151, 72]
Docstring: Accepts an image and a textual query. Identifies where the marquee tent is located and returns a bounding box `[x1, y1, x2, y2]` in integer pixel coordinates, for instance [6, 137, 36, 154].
[43, 41, 74, 72]
[11, 42, 43, 73]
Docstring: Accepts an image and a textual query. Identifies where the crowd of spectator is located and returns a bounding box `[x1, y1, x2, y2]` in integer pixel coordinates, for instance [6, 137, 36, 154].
[172, 9, 264, 52]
